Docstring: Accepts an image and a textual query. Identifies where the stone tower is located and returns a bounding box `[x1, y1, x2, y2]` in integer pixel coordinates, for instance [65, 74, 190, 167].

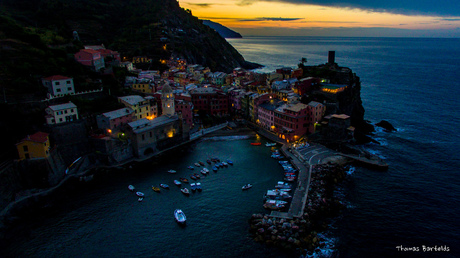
[161, 82, 175, 116]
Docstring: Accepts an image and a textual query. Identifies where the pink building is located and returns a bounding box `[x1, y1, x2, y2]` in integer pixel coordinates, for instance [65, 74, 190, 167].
[307, 101, 326, 133]
[274, 103, 309, 142]
[294, 77, 320, 95]
[97, 108, 134, 133]
[257, 100, 284, 132]
[74, 49, 105, 71]
[175, 99, 194, 128]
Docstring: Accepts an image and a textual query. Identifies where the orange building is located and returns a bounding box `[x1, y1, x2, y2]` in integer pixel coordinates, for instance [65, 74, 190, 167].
[16, 132, 50, 160]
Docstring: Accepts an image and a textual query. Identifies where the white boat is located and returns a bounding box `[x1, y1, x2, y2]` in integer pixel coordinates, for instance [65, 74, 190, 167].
[196, 182, 202, 191]
[181, 188, 190, 195]
[136, 191, 144, 197]
[242, 184, 253, 190]
[138, 197, 143, 202]
[160, 183, 170, 189]
[128, 185, 135, 191]
[266, 142, 276, 147]
[263, 200, 288, 210]
[174, 180, 182, 186]
[227, 160, 233, 165]
[222, 162, 228, 166]
[168, 169, 177, 174]
[275, 181, 292, 190]
[188, 166, 194, 170]
[201, 170, 207, 175]
[202, 168, 209, 173]
[174, 209, 186, 224]
[191, 183, 197, 191]
[194, 163, 200, 167]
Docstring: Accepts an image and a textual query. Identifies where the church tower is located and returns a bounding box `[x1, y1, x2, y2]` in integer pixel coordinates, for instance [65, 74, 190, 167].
[161, 82, 175, 116]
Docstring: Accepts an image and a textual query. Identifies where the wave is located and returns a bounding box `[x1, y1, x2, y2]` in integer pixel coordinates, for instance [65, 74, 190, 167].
[303, 232, 338, 258]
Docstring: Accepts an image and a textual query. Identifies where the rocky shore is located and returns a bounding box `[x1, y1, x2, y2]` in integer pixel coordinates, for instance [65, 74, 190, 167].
[248, 164, 347, 257]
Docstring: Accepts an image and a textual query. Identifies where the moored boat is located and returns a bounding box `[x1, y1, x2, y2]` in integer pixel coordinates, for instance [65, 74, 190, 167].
[190, 182, 197, 191]
[227, 160, 233, 165]
[152, 186, 161, 192]
[181, 188, 190, 195]
[199, 161, 205, 166]
[180, 177, 189, 184]
[174, 180, 182, 186]
[194, 163, 200, 167]
[136, 191, 145, 197]
[128, 185, 135, 191]
[190, 174, 197, 180]
[263, 200, 288, 210]
[138, 197, 143, 202]
[168, 169, 177, 174]
[242, 184, 253, 190]
[212, 166, 218, 172]
[206, 159, 212, 164]
[251, 142, 261, 146]
[174, 209, 186, 224]
[222, 162, 228, 166]
[201, 170, 207, 175]
[187, 166, 194, 170]
[160, 183, 170, 189]
[196, 182, 202, 191]
[265, 142, 276, 147]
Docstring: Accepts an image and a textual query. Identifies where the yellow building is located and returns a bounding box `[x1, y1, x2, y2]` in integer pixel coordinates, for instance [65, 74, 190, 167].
[16, 132, 50, 160]
[118, 95, 151, 121]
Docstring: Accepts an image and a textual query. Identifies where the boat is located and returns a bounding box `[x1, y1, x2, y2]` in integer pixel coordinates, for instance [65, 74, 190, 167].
[190, 174, 197, 180]
[265, 142, 276, 147]
[181, 188, 190, 195]
[174, 209, 186, 224]
[194, 173, 201, 179]
[128, 185, 135, 191]
[190, 182, 197, 191]
[263, 200, 288, 210]
[264, 189, 292, 200]
[206, 159, 212, 164]
[136, 191, 145, 197]
[196, 182, 202, 191]
[212, 166, 218, 172]
[187, 166, 194, 170]
[242, 184, 253, 190]
[138, 197, 143, 202]
[251, 142, 261, 146]
[194, 163, 200, 167]
[227, 160, 233, 165]
[174, 180, 182, 186]
[222, 162, 228, 166]
[201, 170, 207, 175]
[202, 168, 209, 173]
[152, 186, 161, 192]
[180, 177, 189, 184]
[159, 183, 170, 189]
[168, 169, 177, 174]
[275, 181, 292, 190]
[199, 161, 205, 166]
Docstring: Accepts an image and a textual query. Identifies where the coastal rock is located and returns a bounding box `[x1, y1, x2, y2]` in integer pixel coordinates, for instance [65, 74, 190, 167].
[376, 120, 397, 132]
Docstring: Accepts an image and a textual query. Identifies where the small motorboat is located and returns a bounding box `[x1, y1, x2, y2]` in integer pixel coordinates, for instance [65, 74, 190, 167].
[136, 191, 145, 197]
[174, 180, 182, 186]
[226, 160, 233, 165]
[174, 209, 186, 224]
[180, 177, 189, 184]
[190, 174, 197, 180]
[265, 142, 276, 147]
[202, 168, 209, 173]
[251, 142, 261, 146]
[138, 197, 143, 202]
[152, 186, 161, 192]
[212, 166, 218, 172]
[190, 183, 197, 191]
[199, 161, 205, 166]
[263, 200, 288, 210]
[187, 166, 194, 170]
[206, 159, 212, 164]
[222, 162, 228, 166]
[160, 183, 170, 189]
[128, 185, 135, 191]
[196, 182, 202, 191]
[242, 184, 253, 190]
[194, 163, 200, 167]
[194, 173, 201, 179]
[181, 188, 190, 195]
[201, 170, 207, 175]
[168, 169, 177, 174]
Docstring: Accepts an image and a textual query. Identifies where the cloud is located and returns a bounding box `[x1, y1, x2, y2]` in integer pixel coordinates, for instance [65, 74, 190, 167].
[237, 17, 303, 21]
[185, 2, 215, 8]
[440, 18, 460, 21]
[237, 0, 460, 17]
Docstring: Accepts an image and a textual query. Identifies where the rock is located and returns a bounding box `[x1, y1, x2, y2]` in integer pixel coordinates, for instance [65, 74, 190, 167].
[376, 120, 396, 132]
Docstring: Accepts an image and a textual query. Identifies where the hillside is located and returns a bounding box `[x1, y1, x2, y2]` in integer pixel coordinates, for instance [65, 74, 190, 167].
[202, 20, 242, 38]
[0, 0, 255, 74]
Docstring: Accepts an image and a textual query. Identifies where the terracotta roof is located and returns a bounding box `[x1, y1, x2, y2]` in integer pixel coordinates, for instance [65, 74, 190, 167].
[43, 75, 72, 81]
[18, 132, 49, 144]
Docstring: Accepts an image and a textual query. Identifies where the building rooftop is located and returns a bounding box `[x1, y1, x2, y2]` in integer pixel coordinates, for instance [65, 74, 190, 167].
[119, 95, 146, 106]
[47, 102, 77, 111]
[18, 132, 49, 144]
[102, 108, 134, 120]
[190, 87, 217, 94]
[43, 75, 72, 81]
[259, 100, 284, 111]
[128, 115, 179, 134]
[285, 103, 308, 112]
[308, 101, 322, 107]
[331, 114, 350, 120]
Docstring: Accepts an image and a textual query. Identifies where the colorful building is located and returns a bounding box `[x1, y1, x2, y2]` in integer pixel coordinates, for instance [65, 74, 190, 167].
[42, 75, 75, 96]
[190, 87, 229, 116]
[257, 100, 284, 132]
[16, 132, 50, 160]
[307, 101, 326, 133]
[74, 49, 105, 71]
[118, 95, 152, 121]
[274, 103, 310, 142]
[96, 108, 134, 134]
[45, 102, 79, 125]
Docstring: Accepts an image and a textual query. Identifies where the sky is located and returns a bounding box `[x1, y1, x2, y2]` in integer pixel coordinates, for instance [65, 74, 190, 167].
[181, 0, 460, 37]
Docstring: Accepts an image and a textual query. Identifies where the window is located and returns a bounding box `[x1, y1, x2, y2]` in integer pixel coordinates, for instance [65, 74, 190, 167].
[71, 109, 74, 113]
[67, 80, 71, 84]
[142, 134, 145, 140]
[56, 88, 61, 92]
[65, 110, 68, 114]
[68, 87, 72, 91]
[55, 82, 60, 86]
[60, 118, 63, 122]
[23, 145, 28, 152]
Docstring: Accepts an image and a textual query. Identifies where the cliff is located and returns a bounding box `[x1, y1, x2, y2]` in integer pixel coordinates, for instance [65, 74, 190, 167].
[202, 20, 243, 38]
